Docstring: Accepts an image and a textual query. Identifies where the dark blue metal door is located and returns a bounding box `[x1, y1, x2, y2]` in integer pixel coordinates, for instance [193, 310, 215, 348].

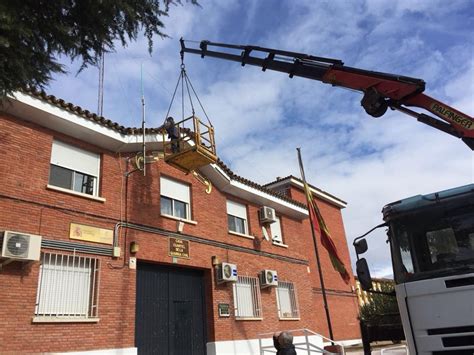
[136, 262, 207, 355]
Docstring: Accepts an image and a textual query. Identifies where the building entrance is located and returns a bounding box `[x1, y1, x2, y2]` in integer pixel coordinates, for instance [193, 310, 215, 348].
[135, 262, 207, 355]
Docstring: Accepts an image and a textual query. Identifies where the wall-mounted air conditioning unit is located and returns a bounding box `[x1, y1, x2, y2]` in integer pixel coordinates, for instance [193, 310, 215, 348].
[259, 206, 276, 224]
[1, 231, 42, 261]
[260, 269, 278, 288]
[217, 262, 238, 283]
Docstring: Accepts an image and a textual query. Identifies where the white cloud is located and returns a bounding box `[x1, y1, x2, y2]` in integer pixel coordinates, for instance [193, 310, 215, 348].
[46, 0, 474, 279]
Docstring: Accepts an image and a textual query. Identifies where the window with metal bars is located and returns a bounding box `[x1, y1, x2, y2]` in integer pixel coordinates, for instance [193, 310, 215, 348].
[276, 281, 300, 319]
[233, 275, 262, 319]
[34, 252, 100, 321]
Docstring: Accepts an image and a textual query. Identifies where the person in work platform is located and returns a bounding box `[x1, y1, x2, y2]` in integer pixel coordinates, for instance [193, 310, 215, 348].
[159, 116, 180, 153]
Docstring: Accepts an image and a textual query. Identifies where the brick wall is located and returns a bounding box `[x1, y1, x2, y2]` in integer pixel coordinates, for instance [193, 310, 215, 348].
[286, 184, 360, 339]
[0, 111, 360, 353]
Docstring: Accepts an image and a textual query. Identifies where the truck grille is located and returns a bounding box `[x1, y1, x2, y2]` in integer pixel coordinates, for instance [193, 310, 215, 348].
[442, 335, 474, 347]
[428, 325, 474, 335]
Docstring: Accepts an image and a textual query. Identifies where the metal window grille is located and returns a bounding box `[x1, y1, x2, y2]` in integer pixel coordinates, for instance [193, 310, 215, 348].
[35, 252, 100, 319]
[233, 275, 262, 319]
[277, 281, 300, 318]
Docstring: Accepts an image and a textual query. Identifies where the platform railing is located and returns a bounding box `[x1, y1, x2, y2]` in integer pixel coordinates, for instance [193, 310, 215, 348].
[162, 115, 216, 157]
[258, 328, 346, 355]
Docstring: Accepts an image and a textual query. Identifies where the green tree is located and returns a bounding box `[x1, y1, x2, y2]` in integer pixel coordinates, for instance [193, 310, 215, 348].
[0, 0, 198, 96]
[359, 282, 400, 325]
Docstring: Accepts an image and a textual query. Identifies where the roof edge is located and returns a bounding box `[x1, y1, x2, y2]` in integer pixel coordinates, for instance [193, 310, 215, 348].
[265, 175, 347, 208]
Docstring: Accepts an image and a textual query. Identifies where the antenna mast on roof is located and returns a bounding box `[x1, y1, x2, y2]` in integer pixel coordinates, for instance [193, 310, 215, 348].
[141, 63, 146, 176]
[97, 50, 105, 117]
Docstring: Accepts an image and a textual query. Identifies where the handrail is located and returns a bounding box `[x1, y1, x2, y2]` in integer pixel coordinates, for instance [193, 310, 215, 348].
[258, 328, 346, 355]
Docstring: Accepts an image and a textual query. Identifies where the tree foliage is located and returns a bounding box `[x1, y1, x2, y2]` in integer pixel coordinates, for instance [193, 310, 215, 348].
[359, 282, 400, 325]
[0, 0, 197, 96]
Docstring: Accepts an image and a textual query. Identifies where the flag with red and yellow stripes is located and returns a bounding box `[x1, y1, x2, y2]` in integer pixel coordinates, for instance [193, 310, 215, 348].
[304, 182, 351, 284]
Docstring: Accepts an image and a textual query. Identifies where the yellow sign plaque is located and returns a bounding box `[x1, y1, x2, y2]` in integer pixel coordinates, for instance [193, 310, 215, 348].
[169, 237, 190, 259]
[69, 223, 113, 245]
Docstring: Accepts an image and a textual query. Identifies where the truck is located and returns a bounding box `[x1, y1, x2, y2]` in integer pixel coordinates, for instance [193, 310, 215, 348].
[180, 39, 474, 354]
[355, 184, 474, 354]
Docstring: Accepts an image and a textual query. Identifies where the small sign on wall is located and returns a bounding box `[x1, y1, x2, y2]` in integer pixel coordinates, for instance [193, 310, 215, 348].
[169, 237, 190, 259]
[218, 303, 230, 317]
[70, 223, 113, 245]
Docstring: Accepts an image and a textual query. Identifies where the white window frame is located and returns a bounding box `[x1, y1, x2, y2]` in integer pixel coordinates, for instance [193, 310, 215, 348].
[49, 140, 101, 197]
[227, 200, 249, 236]
[34, 252, 100, 322]
[160, 176, 191, 220]
[276, 281, 300, 320]
[233, 275, 262, 319]
[270, 216, 285, 245]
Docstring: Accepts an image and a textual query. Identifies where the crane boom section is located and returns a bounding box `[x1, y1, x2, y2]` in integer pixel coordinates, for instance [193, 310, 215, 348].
[181, 39, 474, 148]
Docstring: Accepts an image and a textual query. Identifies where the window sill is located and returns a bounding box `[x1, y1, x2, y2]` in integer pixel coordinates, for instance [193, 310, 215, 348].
[161, 213, 197, 225]
[235, 317, 263, 321]
[273, 242, 288, 248]
[32, 316, 100, 323]
[46, 185, 105, 202]
[229, 231, 254, 239]
[279, 317, 301, 321]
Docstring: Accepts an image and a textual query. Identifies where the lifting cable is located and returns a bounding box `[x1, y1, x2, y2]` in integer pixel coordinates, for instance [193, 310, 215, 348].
[161, 49, 215, 194]
[163, 52, 213, 128]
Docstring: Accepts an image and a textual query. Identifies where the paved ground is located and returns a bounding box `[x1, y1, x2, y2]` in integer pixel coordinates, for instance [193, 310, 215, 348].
[344, 341, 409, 355]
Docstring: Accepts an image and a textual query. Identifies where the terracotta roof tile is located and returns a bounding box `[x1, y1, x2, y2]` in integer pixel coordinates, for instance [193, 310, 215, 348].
[216, 159, 307, 210]
[264, 175, 346, 205]
[21, 88, 309, 210]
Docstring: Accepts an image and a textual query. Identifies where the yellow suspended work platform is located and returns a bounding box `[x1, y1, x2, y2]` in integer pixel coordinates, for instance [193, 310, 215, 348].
[162, 115, 217, 174]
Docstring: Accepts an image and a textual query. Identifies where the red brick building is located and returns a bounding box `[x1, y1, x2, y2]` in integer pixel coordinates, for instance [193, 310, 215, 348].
[0, 89, 360, 354]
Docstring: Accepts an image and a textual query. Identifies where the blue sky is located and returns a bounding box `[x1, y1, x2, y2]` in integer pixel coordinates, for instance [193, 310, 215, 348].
[46, 0, 474, 277]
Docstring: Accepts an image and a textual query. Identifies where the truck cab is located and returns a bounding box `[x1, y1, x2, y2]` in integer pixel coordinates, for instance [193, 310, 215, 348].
[356, 184, 474, 354]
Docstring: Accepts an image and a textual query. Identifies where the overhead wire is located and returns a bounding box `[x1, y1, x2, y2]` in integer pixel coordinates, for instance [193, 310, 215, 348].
[109, 56, 136, 123]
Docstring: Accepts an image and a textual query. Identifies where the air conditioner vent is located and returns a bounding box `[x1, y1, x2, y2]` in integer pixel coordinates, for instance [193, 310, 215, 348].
[259, 206, 276, 224]
[217, 262, 238, 283]
[260, 269, 278, 288]
[6, 234, 30, 257]
[1, 231, 42, 261]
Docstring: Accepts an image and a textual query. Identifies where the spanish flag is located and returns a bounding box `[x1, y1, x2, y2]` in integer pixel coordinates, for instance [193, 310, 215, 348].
[304, 180, 351, 284]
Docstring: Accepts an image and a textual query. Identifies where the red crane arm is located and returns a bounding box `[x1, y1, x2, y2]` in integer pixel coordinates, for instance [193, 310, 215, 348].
[322, 68, 473, 139]
[180, 39, 474, 149]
